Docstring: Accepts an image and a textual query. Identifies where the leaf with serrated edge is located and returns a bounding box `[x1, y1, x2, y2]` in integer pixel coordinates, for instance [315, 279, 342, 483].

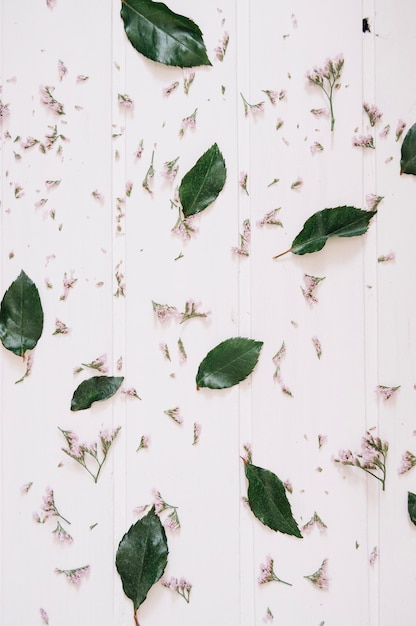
[289, 206, 376, 256]
[121, 0, 211, 68]
[400, 123, 416, 175]
[196, 337, 263, 389]
[0, 270, 43, 357]
[179, 144, 227, 217]
[245, 462, 302, 538]
[116, 507, 168, 615]
[71, 376, 124, 411]
[408, 492, 416, 526]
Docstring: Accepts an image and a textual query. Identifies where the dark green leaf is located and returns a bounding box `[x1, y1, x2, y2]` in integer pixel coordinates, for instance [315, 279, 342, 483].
[196, 337, 263, 390]
[0, 270, 43, 357]
[290, 206, 376, 255]
[116, 507, 168, 613]
[408, 492, 416, 526]
[400, 123, 416, 175]
[245, 462, 302, 538]
[71, 376, 124, 411]
[121, 0, 211, 68]
[179, 144, 227, 217]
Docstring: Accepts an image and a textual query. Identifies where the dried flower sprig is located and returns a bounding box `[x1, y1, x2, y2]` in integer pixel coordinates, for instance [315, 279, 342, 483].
[162, 577, 192, 602]
[55, 565, 90, 585]
[257, 208, 283, 227]
[163, 81, 179, 97]
[304, 558, 329, 590]
[377, 251, 395, 263]
[258, 556, 292, 586]
[180, 300, 210, 323]
[183, 69, 195, 94]
[152, 489, 181, 532]
[164, 407, 183, 425]
[177, 337, 187, 362]
[34, 487, 71, 525]
[352, 134, 375, 148]
[396, 119, 407, 142]
[52, 520, 73, 543]
[363, 102, 383, 127]
[78, 353, 108, 374]
[312, 336, 322, 359]
[15, 354, 33, 384]
[179, 108, 197, 137]
[59, 426, 121, 483]
[398, 450, 416, 475]
[272, 342, 293, 397]
[375, 385, 400, 400]
[161, 156, 179, 181]
[192, 422, 201, 445]
[152, 300, 179, 322]
[40, 85, 65, 115]
[306, 55, 344, 131]
[333, 430, 389, 490]
[301, 273, 325, 305]
[142, 149, 155, 194]
[136, 435, 150, 452]
[214, 31, 229, 62]
[232, 219, 251, 256]
[240, 92, 265, 117]
[239, 171, 249, 195]
[0, 99, 10, 121]
[171, 202, 198, 240]
[118, 93, 134, 109]
[302, 511, 328, 534]
[39, 608, 49, 624]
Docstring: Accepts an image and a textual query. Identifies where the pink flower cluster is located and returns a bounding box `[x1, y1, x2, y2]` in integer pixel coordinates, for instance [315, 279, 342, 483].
[304, 558, 329, 590]
[55, 565, 90, 585]
[162, 576, 192, 603]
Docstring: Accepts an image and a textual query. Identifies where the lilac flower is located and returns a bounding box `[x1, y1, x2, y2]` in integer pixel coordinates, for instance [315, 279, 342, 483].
[76, 74, 89, 83]
[177, 337, 187, 362]
[318, 434, 327, 449]
[333, 430, 389, 490]
[377, 251, 395, 263]
[34, 487, 71, 525]
[162, 576, 192, 602]
[58, 60, 67, 81]
[240, 92, 265, 117]
[46, 0, 56, 8]
[258, 556, 292, 586]
[301, 273, 325, 305]
[304, 559, 329, 590]
[15, 354, 33, 384]
[45, 179, 61, 189]
[306, 54, 344, 130]
[310, 108, 328, 118]
[171, 204, 198, 240]
[40, 608, 49, 624]
[214, 31, 229, 62]
[152, 300, 179, 322]
[80, 353, 108, 373]
[365, 194, 384, 210]
[183, 69, 195, 94]
[121, 386, 141, 399]
[352, 134, 375, 148]
[53, 318, 70, 335]
[192, 422, 201, 445]
[302, 511, 328, 534]
[263, 607, 274, 623]
[398, 450, 416, 475]
[136, 435, 150, 452]
[21, 136, 39, 149]
[241, 443, 252, 465]
[379, 124, 390, 138]
[310, 141, 324, 154]
[396, 119, 407, 141]
[161, 157, 179, 181]
[125, 180, 133, 197]
[375, 385, 400, 400]
[118, 93, 134, 109]
[283, 479, 293, 493]
[135, 139, 144, 159]
[160, 343, 171, 361]
[272, 342, 293, 396]
[52, 520, 73, 543]
[152, 489, 181, 531]
[239, 171, 249, 195]
[179, 108, 197, 137]
[40, 85, 65, 115]
[257, 208, 283, 227]
[40, 124, 68, 153]
[369, 546, 378, 565]
[55, 565, 90, 585]
[312, 336, 322, 359]
[180, 300, 210, 323]
[262, 89, 278, 105]
[59, 426, 121, 483]
[164, 407, 183, 425]
[21, 482, 33, 494]
[232, 219, 251, 256]
[0, 100, 10, 121]
[163, 81, 179, 97]
[363, 102, 383, 126]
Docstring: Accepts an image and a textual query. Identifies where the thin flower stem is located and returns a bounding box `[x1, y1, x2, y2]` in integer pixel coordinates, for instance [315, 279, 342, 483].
[361, 467, 385, 490]
[273, 248, 292, 259]
[57, 513, 71, 525]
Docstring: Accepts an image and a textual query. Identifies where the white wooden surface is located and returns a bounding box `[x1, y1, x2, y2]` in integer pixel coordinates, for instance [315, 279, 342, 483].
[1, 1, 416, 625]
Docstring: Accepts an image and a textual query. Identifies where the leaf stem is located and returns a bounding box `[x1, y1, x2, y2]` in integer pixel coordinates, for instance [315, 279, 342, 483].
[133, 610, 140, 626]
[273, 248, 292, 259]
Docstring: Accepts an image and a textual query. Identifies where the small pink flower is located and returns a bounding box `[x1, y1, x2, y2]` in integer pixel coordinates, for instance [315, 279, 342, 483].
[152, 300, 179, 322]
[375, 385, 400, 400]
[192, 422, 201, 445]
[365, 194, 384, 210]
[182, 69, 195, 94]
[304, 558, 329, 590]
[302, 511, 327, 534]
[58, 60, 68, 81]
[40, 608, 49, 624]
[310, 141, 324, 154]
[239, 171, 249, 195]
[291, 177, 303, 190]
[55, 565, 90, 585]
[179, 108, 197, 137]
[163, 81, 179, 97]
[363, 102, 383, 127]
[312, 336, 322, 359]
[377, 251, 395, 263]
[352, 134, 375, 148]
[396, 119, 407, 142]
[164, 407, 183, 425]
[232, 219, 251, 256]
[214, 31, 229, 62]
[262, 89, 278, 105]
[369, 546, 378, 565]
[398, 450, 416, 475]
[118, 93, 134, 109]
[52, 318, 70, 335]
[0, 100, 10, 121]
[136, 435, 150, 452]
[257, 208, 283, 227]
[40, 85, 65, 115]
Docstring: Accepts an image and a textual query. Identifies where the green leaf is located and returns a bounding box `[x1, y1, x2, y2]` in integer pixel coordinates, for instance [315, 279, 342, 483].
[116, 507, 168, 614]
[196, 337, 263, 390]
[0, 270, 43, 357]
[408, 492, 416, 526]
[71, 376, 124, 411]
[289, 206, 376, 256]
[121, 0, 211, 68]
[179, 144, 227, 217]
[245, 462, 302, 538]
[400, 123, 416, 175]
